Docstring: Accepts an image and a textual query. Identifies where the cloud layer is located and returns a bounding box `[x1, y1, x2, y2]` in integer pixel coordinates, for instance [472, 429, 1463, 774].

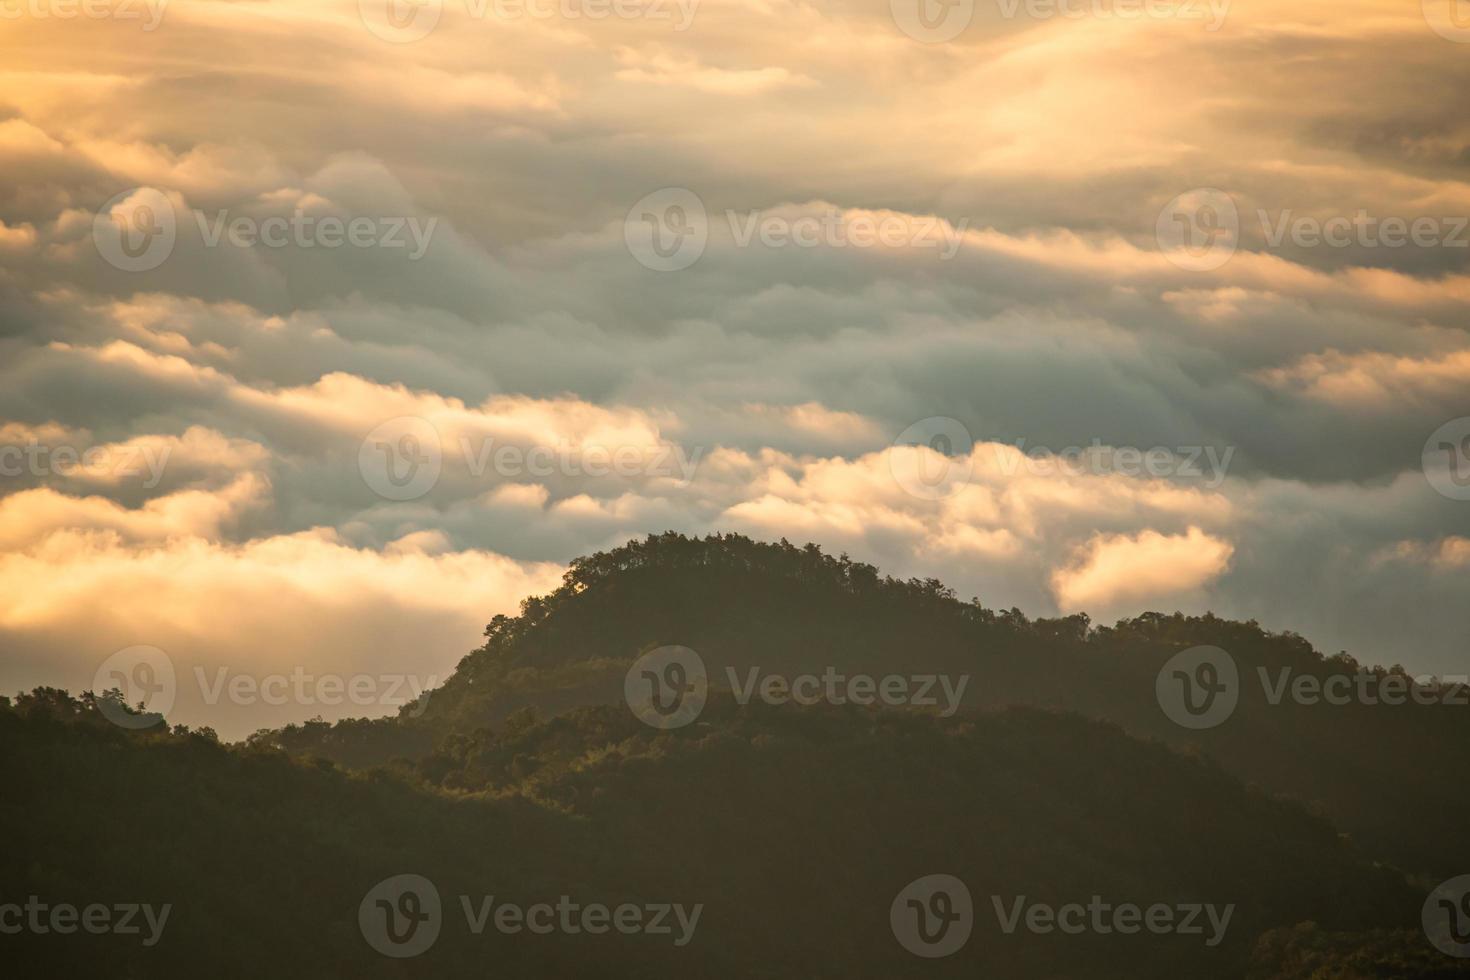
[1, 0, 1468, 735]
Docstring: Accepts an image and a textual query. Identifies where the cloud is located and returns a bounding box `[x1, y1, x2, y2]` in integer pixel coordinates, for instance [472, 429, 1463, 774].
[1375, 536, 1470, 572]
[0, 524, 563, 736]
[1050, 527, 1235, 614]
[1255, 348, 1470, 409]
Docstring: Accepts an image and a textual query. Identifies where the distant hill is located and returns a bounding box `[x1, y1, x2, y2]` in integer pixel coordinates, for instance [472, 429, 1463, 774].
[266, 532, 1470, 882]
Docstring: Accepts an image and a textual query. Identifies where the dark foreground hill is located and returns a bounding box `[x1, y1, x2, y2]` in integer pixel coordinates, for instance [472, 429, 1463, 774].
[5, 532, 1470, 976]
[269, 532, 1470, 881]
[0, 689, 1455, 978]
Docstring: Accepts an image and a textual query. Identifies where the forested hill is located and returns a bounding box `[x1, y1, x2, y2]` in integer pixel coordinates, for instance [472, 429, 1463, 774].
[0, 690, 1454, 978]
[265, 532, 1470, 881]
[6, 532, 1470, 975]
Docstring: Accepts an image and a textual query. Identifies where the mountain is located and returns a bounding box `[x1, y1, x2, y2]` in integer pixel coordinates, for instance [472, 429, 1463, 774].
[271, 532, 1470, 882]
[4, 532, 1468, 977]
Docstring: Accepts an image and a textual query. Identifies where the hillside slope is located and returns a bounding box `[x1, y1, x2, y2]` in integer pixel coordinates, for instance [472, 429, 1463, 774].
[0, 690, 1444, 978]
[268, 532, 1470, 881]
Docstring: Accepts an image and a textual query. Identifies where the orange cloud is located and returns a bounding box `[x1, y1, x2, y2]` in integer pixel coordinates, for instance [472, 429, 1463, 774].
[1050, 526, 1234, 613]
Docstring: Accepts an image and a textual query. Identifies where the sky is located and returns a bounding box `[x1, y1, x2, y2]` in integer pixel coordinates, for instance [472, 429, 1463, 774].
[1, 0, 1468, 737]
